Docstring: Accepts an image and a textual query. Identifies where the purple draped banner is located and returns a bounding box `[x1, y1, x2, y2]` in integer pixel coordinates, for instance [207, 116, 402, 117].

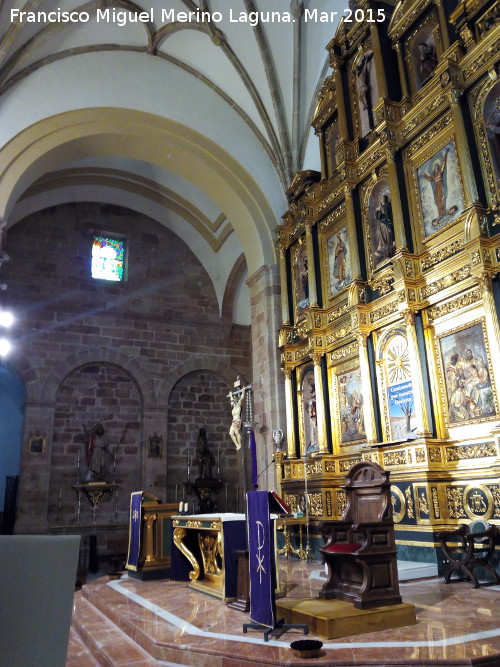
[125, 491, 143, 571]
[247, 490, 276, 628]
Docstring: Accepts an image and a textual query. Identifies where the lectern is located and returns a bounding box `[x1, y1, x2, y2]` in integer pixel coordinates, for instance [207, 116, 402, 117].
[125, 491, 178, 580]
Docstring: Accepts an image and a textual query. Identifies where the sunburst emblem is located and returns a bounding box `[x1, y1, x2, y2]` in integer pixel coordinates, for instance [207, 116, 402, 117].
[387, 339, 411, 383]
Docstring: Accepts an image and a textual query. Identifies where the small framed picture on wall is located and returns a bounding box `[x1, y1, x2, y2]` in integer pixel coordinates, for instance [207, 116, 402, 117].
[28, 434, 46, 455]
[148, 433, 162, 458]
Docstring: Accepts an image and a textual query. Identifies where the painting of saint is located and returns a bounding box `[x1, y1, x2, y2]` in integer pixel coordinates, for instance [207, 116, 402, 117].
[327, 226, 352, 296]
[484, 81, 500, 191]
[415, 38, 438, 87]
[302, 370, 318, 454]
[368, 179, 396, 268]
[439, 323, 496, 425]
[417, 142, 464, 237]
[338, 369, 366, 444]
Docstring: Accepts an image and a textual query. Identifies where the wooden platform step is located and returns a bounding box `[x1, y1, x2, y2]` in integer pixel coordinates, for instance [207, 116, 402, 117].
[276, 597, 417, 640]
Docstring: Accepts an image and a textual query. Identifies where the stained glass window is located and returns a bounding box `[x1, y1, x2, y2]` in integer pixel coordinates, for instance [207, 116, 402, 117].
[91, 236, 125, 281]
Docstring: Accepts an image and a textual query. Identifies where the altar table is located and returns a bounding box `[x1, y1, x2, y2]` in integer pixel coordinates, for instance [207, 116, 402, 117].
[170, 513, 246, 600]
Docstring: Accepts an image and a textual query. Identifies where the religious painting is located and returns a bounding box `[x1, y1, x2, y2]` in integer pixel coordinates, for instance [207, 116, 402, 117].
[417, 141, 464, 238]
[29, 434, 46, 454]
[353, 49, 378, 137]
[148, 433, 162, 458]
[412, 31, 438, 90]
[300, 368, 318, 455]
[367, 179, 396, 269]
[378, 329, 418, 441]
[404, 12, 442, 95]
[292, 242, 309, 320]
[327, 225, 352, 297]
[438, 321, 496, 425]
[337, 368, 366, 445]
[483, 80, 500, 195]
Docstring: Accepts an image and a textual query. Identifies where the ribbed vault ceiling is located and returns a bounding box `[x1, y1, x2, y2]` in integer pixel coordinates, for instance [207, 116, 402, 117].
[0, 0, 342, 320]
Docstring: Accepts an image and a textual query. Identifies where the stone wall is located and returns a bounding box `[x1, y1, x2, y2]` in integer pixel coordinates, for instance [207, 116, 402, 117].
[2, 202, 251, 539]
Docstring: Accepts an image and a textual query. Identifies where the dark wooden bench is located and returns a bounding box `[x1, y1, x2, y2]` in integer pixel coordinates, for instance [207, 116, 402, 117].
[437, 520, 499, 587]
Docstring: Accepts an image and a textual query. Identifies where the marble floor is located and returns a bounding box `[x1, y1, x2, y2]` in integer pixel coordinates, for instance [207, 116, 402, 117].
[67, 558, 500, 666]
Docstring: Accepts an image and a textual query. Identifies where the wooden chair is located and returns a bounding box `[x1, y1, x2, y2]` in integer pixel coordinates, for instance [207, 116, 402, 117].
[437, 519, 499, 588]
[319, 461, 402, 610]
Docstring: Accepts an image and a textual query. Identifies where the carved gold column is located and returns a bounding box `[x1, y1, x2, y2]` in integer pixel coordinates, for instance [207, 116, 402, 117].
[284, 368, 297, 458]
[273, 450, 286, 497]
[477, 272, 500, 362]
[332, 55, 349, 140]
[305, 222, 318, 307]
[312, 353, 329, 454]
[328, 364, 341, 454]
[449, 88, 479, 207]
[369, 23, 389, 102]
[358, 332, 378, 443]
[434, 0, 450, 51]
[143, 511, 157, 564]
[385, 147, 408, 249]
[394, 42, 409, 99]
[403, 310, 432, 438]
[278, 247, 290, 325]
[423, 322, 449, 440]
[344, 186, 361, 277]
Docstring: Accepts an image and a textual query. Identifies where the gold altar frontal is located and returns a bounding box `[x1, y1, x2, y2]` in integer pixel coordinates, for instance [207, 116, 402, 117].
[276, 598, 416, 640]
[172, 513, 246, 601]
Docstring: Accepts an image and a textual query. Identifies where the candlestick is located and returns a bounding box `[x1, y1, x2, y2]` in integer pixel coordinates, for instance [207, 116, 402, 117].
[179, 501, 183, 513]
[76, 454, 80, 484]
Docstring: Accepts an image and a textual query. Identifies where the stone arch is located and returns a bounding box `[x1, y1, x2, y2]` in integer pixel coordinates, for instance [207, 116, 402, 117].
[0, 108, 276, 276]
[158, 355, 243, 407]
[6, 353, 38, 404]
[40, 346, 156, 407]
[221, 253, 249, 326]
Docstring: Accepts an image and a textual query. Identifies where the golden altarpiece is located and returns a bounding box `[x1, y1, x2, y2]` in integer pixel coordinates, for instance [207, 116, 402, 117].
[275, 0, 500, 567]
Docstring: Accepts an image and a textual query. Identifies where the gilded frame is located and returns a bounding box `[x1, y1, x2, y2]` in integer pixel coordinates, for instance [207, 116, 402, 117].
[470, 75, 500, 206]
[335, 364, 367, 448]
[360, 167, 396, 277]
[296, 364, 318, 456]
[435, 318, 498, 428]
[29, 434, 46, 455]
[403, 9, 442, 96]
[374, 324, 418, 442]
[320, 212, 353, 304]
[405, 127, 466, 249]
